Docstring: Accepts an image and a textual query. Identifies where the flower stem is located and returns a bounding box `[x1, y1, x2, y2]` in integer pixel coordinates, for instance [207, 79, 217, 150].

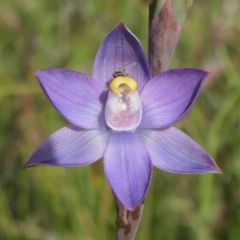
[149, 0, 192, 75]
[115, 198, 144, 240]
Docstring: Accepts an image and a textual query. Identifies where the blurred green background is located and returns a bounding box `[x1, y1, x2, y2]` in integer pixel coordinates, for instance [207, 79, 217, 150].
[0, 0, 239, 239]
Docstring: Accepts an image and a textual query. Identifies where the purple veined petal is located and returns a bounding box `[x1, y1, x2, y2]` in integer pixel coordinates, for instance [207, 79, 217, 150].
[137, 128, 221, 174]
[35, 69, 108, 129]
[104, 132, 152, 210]
[139, 69, 208, 129]
[24, 125, 110, 168]
[93, 23, 151, 92]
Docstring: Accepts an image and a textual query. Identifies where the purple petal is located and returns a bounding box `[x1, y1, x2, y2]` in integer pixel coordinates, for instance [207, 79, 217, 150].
[137, 128, 221, 174]
[139, 69, 208, 129]
[104, 132, 152, 210]
[35, 69, 108, 129]
[24, 125, 110, 168]
[93, 23, 150, 92]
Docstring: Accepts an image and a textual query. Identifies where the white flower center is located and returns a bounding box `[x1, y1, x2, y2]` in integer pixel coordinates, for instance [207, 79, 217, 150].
[105, 76, 142, 131]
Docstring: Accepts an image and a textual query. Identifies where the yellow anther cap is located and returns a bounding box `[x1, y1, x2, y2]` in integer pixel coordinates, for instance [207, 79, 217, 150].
[109, 76, 138, 97]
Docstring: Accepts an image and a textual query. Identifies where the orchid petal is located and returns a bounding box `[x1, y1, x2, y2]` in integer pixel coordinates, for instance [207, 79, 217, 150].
[104, 132, 152, 210]
[24, 125, 110, 168]
[139, 69, 208, 129]
[93, 23, 150, 92]
[137, 128, 221, 174]
[35, 69, 107, 129]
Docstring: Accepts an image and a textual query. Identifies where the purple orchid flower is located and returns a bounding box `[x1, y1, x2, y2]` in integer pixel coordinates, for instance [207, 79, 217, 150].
[24, 23, 220, 211]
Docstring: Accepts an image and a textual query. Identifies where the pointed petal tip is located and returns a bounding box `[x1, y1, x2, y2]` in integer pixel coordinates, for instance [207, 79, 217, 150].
[33, 71, 40, 79]
[23, 156, 41, 169]
[198, 69, 209, 79]
[117, 22, 132, 32]
[119, 190, 148, 211]
[23, 161, 36, 169]
[33, 69, 45, 78]
[206, 159, 222, 175]
[23, 162, 54, 169]
[115, 23, 129, 34]
[115, 196, 145, 212]
[22, 164, 28, 169]
[198, 164, 222, 175]
[195, 68, 209, 76]
[214, 165, 222, 174]
[125, 204, 137, 212]
[205, 70, 210, 75]
[112, 179, 149, 211]
[118, 22, 126, 28]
